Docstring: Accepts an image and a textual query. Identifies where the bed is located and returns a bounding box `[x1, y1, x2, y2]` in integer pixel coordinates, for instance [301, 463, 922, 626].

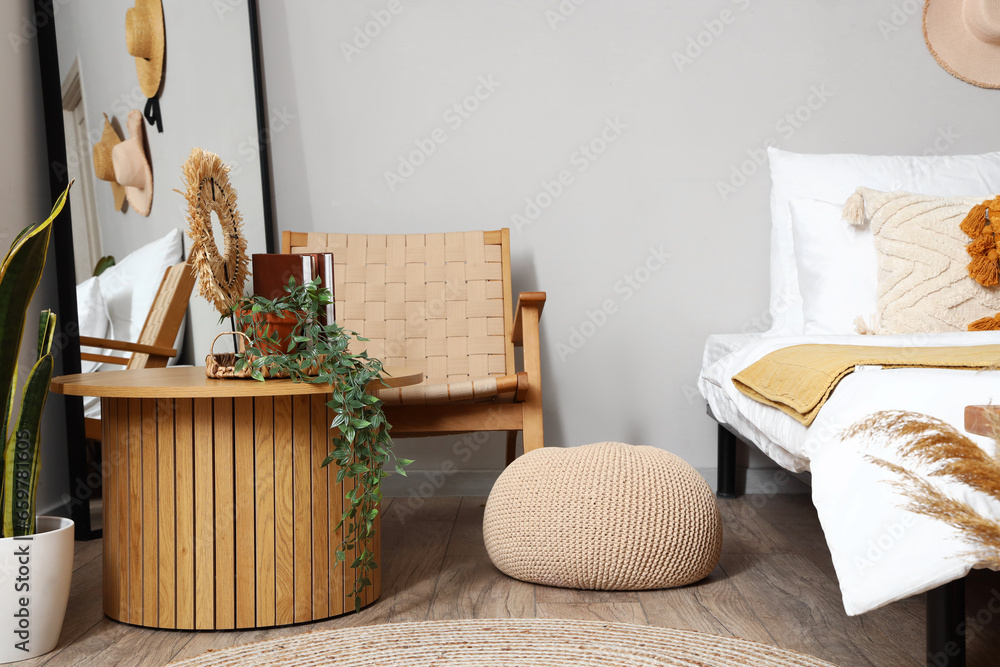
[699, 148, 1000, 665]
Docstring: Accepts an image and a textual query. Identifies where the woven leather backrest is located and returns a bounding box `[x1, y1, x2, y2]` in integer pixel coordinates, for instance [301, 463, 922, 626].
[128, 262, 196, 369]
[287, 231, 512, 382]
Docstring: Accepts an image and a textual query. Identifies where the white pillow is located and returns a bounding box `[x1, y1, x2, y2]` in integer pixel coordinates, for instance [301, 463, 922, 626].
[766, 147, 1000, 336]
[98, 228, 184, 344]
[75, 276, 113, 374]
[789, 198, 877, 335]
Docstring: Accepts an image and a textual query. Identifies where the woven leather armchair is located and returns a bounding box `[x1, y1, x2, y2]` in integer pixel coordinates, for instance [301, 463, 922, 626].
[282, 229, 545, 462]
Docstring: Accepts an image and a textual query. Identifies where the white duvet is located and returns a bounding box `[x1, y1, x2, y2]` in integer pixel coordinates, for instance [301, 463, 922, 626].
[698, 331, 1000, 616]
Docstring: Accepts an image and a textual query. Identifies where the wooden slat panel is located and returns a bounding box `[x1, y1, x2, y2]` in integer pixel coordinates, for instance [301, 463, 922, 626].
[255, 396, 276, 627]
[156, 398, 175, 628]
[310, 393, 329, 618]
[174, 398, 195, 629]
[292, 395, 312, 623]
[127, 398, 143, 624]
[234, 397, 256, 628]
[194, 399, 215, 629]
[102, 397, 118, 619]
[274, 395, 294, 625]
[141, 398, 158, 625]
[214, 398, 235, 629]
[117, 398, 130, 618]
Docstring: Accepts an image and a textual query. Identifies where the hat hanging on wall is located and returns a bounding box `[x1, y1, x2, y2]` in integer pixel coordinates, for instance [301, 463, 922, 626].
[111, 110, 154, 216]
[125, 0, 165, 131]
[92, 114, 127, 211]
[924, 0, 1000, 89]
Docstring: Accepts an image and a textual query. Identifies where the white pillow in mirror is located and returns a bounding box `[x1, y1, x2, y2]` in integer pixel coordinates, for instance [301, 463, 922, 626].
[75, 276, 112, 374]
[98, 228, 184, 344]
[790, 198, 877, 335]
[766, 147, 1000, 336]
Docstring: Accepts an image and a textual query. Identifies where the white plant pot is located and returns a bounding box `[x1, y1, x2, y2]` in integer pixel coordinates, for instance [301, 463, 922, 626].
[0, 517, 74, 663]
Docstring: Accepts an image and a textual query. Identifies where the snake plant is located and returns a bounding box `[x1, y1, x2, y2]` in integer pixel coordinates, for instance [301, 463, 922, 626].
[0, 183, 71, 538]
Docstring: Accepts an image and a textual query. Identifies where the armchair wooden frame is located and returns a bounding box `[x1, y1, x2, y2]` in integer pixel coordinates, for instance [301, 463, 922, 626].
[80, 262, 196, 440]
[282, 228, 545, 463]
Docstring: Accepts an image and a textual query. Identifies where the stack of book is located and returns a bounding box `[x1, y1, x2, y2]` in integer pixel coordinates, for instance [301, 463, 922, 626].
[251, 252, 335, 325]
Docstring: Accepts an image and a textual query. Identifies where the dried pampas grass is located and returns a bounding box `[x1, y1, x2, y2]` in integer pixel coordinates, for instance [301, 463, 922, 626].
[177, 148, 250, 315]
[845, 409, 1000, 569]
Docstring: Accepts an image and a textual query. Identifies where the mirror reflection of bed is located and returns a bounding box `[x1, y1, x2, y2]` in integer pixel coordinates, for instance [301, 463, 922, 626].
[52, 0, 273, 537]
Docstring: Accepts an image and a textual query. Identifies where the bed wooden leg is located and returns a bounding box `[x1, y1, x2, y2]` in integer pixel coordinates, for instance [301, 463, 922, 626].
[717, 424, 739, 499]
[926, 578, 965, 667]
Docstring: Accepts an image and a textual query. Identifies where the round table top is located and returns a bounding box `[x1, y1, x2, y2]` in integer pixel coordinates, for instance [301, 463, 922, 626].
[50, 366, 424, 399]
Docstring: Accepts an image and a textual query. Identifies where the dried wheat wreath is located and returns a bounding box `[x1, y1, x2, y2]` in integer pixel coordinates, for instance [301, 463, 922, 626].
[179, 148, 249, 314]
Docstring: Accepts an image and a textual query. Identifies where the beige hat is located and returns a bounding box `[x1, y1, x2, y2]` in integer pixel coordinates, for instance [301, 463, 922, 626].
[924, 0, 1000, 89]
[112, 110, 153, 216]
[126, 0, 164, 98]
[92, 114, 126, 211]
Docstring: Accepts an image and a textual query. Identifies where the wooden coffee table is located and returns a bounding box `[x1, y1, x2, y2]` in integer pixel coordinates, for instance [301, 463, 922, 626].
[964, 405, 1000, 437]
[51, 366, 422, 630]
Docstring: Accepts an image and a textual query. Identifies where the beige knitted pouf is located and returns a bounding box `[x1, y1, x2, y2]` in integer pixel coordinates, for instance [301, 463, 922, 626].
[484, 442, 723, 590]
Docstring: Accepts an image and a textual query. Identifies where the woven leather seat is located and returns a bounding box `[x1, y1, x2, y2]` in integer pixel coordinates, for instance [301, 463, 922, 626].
[483, 442, 723, 590]
[283, 229, 545, 459]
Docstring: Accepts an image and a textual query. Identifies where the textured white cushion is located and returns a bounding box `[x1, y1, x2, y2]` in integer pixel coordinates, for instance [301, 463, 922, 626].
[98, 228, 183, 344]
[790, 198, 877, 335]
[767, 148, 1000, 336]
[847, 188, 1000, 334]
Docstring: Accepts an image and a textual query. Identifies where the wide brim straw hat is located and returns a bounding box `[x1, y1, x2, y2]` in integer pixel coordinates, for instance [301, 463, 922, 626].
[924, 0, 1000, 89]
[92, 114, 126, 211]
[126, 0, 164, 98]
[111, 109, 154, 217]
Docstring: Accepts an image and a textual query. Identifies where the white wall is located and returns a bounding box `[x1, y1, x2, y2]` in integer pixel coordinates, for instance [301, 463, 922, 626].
[260, 0, 999, 493]
[0, 0, 69, 514]
[53, 0, 268, 362]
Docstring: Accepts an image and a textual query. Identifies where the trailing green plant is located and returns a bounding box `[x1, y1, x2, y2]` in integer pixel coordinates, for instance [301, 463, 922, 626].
[0, 183, 71, 538]
[230, 277, 411, 611]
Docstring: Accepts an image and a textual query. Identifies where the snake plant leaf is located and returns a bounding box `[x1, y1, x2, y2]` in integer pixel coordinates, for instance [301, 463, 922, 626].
[0, 183, 70, 448]
[37, 309, 56, 359]
[2, 352, 54, 537]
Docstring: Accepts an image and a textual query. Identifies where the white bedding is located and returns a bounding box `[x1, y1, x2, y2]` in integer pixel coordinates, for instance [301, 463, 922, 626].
[698, 331, 1000, 615]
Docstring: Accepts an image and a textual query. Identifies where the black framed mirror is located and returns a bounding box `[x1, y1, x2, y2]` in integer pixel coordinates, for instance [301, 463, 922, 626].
[34, 0, 275, 539]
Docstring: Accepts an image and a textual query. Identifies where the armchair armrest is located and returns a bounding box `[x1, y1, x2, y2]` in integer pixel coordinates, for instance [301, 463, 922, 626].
[512, 292, 546, 346]
[79, 336, 177, 359]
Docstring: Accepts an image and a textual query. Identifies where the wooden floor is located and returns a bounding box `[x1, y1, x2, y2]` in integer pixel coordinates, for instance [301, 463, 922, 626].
[22, 495, 1000, 666]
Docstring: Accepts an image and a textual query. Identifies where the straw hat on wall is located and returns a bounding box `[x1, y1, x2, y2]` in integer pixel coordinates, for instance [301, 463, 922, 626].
[111, 110, 154, 216]
[126, 0, 165, 98]
[924, 0, 1000, 89]
[92, 114, 126, 211]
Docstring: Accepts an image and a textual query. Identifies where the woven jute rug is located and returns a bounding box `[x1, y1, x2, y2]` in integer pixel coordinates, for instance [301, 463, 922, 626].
[168, 618, 838, 666]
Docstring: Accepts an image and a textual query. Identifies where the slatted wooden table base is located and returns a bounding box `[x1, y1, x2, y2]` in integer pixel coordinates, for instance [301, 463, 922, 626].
[101, 394, 379, 630]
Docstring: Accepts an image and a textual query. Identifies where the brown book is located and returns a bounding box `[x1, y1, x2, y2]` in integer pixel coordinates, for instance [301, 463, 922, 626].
[251, 254, 314, 300]
[301, 252, 335, 325]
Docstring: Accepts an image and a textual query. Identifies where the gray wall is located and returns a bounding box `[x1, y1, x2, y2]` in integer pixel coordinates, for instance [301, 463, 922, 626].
[0, 0, 69, 514]
[259, 0, 1000, 495]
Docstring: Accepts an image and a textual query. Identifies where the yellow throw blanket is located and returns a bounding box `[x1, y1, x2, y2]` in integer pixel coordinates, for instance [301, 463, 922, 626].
[732, 344, 1000, 426]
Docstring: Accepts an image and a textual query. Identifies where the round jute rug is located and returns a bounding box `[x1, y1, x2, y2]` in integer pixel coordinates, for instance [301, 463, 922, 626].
[168, 618, 838, 667]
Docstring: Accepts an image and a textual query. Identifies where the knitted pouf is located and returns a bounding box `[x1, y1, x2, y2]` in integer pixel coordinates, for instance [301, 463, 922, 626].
[483, 442, 722, 590]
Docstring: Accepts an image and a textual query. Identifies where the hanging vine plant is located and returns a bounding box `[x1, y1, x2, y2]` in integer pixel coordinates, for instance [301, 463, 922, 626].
[230, 277, 411, 611]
